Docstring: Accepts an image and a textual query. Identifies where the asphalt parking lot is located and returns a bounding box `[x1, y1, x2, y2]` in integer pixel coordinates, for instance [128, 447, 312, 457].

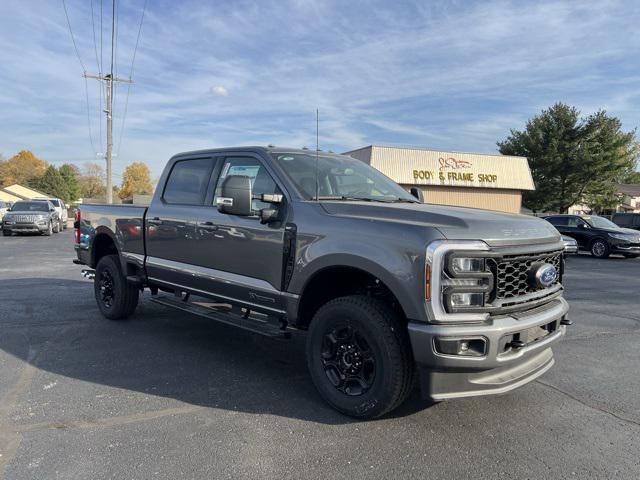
[0, 230, 639, 479]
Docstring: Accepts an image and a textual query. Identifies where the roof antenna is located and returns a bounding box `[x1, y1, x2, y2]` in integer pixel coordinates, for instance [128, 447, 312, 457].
[315, 108, 319, 201]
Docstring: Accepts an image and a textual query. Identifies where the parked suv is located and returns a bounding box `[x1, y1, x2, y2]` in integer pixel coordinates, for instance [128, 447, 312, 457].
[35, 197, 68, 231]
[2, 200, 61, 236]
[611, 213, 640, 231]
[544, 214, 640, 258]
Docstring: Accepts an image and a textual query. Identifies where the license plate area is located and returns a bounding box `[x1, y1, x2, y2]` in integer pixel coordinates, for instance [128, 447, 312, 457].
[498, 320, 559, 354]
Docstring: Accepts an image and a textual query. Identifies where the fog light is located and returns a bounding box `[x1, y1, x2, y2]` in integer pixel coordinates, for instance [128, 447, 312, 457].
[450, 292, 484, 307]
[434, 337, 486, 357]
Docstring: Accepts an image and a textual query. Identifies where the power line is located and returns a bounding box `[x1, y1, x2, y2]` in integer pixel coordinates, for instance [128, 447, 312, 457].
[90, 0, 100, 73]
[116, 0, 148, 156]
[83, 77, 98, 155]
[62, 0, 86, 73]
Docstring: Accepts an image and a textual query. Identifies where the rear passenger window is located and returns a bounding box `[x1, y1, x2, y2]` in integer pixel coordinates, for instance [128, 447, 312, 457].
[163, 158, 213, 205]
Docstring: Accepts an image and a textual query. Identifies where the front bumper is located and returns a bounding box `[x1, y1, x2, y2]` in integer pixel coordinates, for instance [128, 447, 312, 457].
[3, 222, 48, 233]
[408, 297, 568, 400]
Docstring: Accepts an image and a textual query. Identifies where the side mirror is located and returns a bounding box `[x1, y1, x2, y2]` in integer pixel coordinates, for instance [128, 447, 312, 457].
[577, 223, 585, 229]
[50, 208, 56, 212]
[410, 187, 424, 202]
[217, 175, 253, 216]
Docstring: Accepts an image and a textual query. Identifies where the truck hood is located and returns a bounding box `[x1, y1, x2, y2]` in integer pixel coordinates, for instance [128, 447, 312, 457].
[320, 201, 561, 247]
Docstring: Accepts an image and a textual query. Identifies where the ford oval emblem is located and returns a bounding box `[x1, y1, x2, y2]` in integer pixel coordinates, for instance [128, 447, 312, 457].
[535, 263, 557, 288]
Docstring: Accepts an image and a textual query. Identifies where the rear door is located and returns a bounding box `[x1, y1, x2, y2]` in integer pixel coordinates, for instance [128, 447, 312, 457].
[145, 156, 217, 287]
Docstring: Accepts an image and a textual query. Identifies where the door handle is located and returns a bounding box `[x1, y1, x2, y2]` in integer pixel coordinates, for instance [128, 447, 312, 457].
[148, 217, 163, 226]
[197, 221, 218, 231]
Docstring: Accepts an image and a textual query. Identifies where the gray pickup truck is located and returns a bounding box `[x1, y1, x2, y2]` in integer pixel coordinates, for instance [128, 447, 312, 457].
[74, 146, 570, 418]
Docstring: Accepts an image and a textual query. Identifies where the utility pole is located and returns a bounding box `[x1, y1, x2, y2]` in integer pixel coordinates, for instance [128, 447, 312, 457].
[84, 73, 131, 203]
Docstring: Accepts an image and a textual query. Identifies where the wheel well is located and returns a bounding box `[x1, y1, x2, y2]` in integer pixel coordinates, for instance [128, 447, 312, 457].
[92, 233, 118, 267]
[296, 266, 406, 329]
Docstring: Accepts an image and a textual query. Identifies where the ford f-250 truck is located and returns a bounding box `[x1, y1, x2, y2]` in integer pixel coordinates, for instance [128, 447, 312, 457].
[74, 146, 570, 419]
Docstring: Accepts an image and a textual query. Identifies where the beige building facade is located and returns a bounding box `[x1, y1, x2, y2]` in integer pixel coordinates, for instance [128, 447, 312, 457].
[344, 145, 535, 213]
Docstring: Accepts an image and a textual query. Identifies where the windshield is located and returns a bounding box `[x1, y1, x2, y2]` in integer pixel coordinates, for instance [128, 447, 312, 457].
[11, 202, 49, 212]
[272, 153, 416, 202]
[583, 216, 620, 229]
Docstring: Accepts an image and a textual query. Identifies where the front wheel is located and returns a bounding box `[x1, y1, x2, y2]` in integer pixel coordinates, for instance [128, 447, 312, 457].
[306, 295, 414, 419]
[2, 229, 11, 236]
[590, 239, 610, 258]
[43, 221, 53, 236]
[94, 254, 139, 320]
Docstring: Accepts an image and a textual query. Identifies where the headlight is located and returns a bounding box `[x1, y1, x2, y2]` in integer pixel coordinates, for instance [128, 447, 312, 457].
[426, 240, 492, 323]
[449, 257, 485, 274]
[609, 233, 634, 241]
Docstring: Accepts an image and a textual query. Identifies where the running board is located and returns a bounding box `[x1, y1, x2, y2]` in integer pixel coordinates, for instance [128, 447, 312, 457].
[150, 294, 293, 339]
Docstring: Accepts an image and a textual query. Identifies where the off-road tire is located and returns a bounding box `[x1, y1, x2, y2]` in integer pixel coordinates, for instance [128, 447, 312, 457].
[590, 239, 610, 259]
[94, 254, 139, 320]
[306, 295, 414, 419]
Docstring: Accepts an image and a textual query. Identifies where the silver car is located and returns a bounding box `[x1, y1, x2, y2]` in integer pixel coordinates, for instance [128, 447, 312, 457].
[561, 234, 578, 254]
[2, 200, 61, 236]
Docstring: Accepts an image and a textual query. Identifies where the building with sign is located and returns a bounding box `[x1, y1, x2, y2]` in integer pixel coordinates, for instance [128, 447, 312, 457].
[343, 145, 534, 213]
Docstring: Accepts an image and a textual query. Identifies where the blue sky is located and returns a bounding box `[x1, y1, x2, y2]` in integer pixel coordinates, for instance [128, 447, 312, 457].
[1, 0, 639, 179]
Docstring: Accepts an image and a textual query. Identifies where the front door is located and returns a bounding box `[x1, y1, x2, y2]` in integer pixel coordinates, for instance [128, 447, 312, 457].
[189, 154, 288, 313]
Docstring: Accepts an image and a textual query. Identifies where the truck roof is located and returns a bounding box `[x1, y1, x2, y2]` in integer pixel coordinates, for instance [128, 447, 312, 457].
[171, 146, 344, 159]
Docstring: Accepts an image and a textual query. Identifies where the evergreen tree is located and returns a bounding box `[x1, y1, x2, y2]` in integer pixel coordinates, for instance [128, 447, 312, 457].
[59, 164, 81, 202]
[498, 103, 638, 212]
[30, 166, 70, 202]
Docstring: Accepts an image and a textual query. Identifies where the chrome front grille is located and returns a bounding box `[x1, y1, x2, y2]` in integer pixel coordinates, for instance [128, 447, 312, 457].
[14, 215, 37, 223]
[493, 250, 562, 300]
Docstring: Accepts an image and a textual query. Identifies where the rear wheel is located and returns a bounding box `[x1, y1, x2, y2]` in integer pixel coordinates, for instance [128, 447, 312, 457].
[306, 295, 413, 419]
[590, 239, 610, 259]
[94, 254, 139, 320]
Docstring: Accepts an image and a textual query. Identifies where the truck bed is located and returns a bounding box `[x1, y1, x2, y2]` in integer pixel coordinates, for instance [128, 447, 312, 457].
[76, 203, 148, 268]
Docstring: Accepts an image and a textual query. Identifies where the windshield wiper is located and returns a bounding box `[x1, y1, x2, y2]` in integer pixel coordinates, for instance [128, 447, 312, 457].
[317, 195, 385, 202]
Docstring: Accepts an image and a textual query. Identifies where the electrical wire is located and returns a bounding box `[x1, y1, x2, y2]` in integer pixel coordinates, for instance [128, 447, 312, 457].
[90, 0, 100, 73]
[62, 0, 86, 73]
[84, 76, 99, 155]
[116, 0, 148, 156]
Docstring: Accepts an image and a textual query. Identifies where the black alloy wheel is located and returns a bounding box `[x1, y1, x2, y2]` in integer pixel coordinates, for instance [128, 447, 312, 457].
[321, 325, 376, 396]
[98, 269, 115, 309]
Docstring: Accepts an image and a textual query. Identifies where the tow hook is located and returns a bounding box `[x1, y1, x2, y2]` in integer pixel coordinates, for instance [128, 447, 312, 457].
[560, 316, 573, 326]
[81, 269, 95, 280]
[510, 340, 526, 349]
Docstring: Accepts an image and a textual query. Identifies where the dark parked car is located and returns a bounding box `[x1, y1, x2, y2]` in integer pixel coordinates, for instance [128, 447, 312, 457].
[611, 212, 640, 231]
[544, 214, 640, 258]
[2, 200, 61, 236]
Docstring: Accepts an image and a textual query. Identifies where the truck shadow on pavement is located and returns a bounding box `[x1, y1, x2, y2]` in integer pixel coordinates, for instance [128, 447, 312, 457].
[0, 278, 433, 425]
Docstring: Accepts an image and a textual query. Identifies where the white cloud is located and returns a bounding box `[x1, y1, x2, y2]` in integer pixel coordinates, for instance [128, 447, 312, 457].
[209, 85, 229, 97]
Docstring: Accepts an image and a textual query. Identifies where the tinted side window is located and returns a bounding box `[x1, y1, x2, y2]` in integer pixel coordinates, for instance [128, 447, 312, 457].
[163, 158, 213, 205]
[214, 157, 280, 211]
[546, 217, 568, 226]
